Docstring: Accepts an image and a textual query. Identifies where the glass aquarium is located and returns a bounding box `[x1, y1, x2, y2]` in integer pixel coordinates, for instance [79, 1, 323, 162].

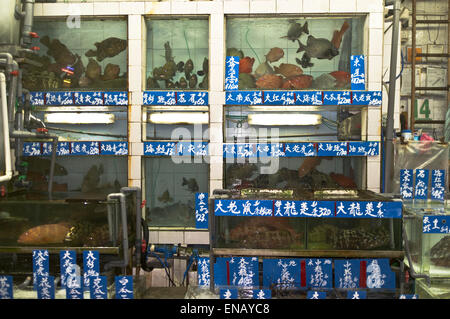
[225, 156, 365, 192]
[225, 105, 364, 142]
[145, 17, 209, 90]
[16, 156, 128, 198]
[144, 157, 209, 227]
[33, 106, 128, 141]
[226, 16, 365, 90]
[144, 107, 209, 140]
[23, 17, 128, 91]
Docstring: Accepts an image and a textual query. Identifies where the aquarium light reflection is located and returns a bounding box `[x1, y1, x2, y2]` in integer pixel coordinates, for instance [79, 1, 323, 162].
[247, 113, 322, 126]
[148, 112, 209, 124]
[44, 113, 115, 124]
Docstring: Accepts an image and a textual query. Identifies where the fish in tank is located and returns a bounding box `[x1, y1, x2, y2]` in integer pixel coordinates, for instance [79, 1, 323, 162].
[22, 18, 128, 91]
[226, 16, 364, 90]
[145, 17, 209, 90]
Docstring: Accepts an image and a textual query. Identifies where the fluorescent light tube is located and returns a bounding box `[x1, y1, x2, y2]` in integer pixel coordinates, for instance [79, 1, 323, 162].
[148, 112, 209, 124]
[247, 113, 322, 126]
[44, 113, 115, 124]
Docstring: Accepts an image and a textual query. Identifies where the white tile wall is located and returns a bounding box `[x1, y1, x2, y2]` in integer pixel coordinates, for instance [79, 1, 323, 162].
[303, 0, 329, 13]
[145, 1, 171, 15]
[224, 0, 250, 14]
[250, 0, 277, 13]
[93, 2, 121, 15]
[329, 0, 357, 12]
[276, 0, 302, 13]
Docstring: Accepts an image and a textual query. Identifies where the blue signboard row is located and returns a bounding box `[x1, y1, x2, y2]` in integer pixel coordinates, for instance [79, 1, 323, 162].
[423, 215, 450, 234]
[22, 141, 128, 156]
[223, 141, 380, 158]
[400, 169, 446, 201]
[144, 141, 208, 157]
[224, 90, 381, 106]
[30, 91, 128, 106]
[213, 199, 402, 219]
[198, 257, 396, 292]
[143, 91, 208, 106]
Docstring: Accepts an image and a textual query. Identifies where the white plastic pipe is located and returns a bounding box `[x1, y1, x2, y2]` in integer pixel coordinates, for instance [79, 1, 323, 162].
[0, 72, 12, 182]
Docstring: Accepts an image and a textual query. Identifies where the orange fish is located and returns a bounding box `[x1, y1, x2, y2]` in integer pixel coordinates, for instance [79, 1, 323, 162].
[17, 223, 71, 245]
[265, 47, 284, 63]
[331, 21, 350, 50]
[255, 74, 283, 89]
[274, 63, 303, 78]
[239, 56, 255, 73]
[329, 71, 351, 88]
[281, 74, 313, 89]
[298, 157, 322, 178]
[330, 172, 357, 188]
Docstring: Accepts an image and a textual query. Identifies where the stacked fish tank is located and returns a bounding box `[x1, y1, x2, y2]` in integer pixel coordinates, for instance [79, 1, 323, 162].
[143, 17, 210, 228]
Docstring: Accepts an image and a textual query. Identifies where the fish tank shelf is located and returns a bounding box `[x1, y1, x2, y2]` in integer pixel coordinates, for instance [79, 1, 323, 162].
[225, 15, 365, 91]
[24, 17, 128, 91]
[209, 189, 403, 258]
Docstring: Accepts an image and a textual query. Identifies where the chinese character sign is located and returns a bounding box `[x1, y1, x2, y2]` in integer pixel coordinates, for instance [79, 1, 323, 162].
[33, 250, 49, 289]
[351, 55, 365, 90]
[214, 199, 273, 217]
[60, 250, 77, 289]
[306, 258, 332, 289]
[414, 169, 429, 200]
[36, 275, 55, 299]
[423, 215, 450, 234]
[83, 250, 100, 291]
[431, 169, 446, 201]
[197, 257, 210, 287]
[195, 193, 209, 229]
[90, 276, 108, 299]
[400, 169, 414, 200]
[262, 258, 301, 289]
[225, 56, 240, 91]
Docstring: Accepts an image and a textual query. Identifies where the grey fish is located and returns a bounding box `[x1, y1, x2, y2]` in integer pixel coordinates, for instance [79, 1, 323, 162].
[164, 41, 174, 62]
[188, 74, 197, 89]
[281, 20, 309, 42]
[185, 59, 194, 78]
[177, 61, 185, 72]
[85, 37, 127, 62]
[296, 36, 340, 68]
[197, 57, 208, 77]
[311, 73, 337, 89]
[182, 177, 199, 193]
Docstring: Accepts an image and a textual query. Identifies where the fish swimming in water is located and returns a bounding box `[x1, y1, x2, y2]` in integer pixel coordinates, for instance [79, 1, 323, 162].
[17, 223, 71, 245]
[189, 74, 198, 88]
[164, 41, 174, 62]
[255, 74, 283, 89]
[281, 74, 313, 89]
[298, 157, 322, 178]
[197, 57, 209, 77]
[101, 63, 120, 81]
[265, 47, 284, 63]
[331, 21, 350, 50]
[274, 63, 303, 78]
[238, 73, 256, 89]
[86, 58, 102, 80]
[296, 36, 340, 68]
[158, 189, 174, 203]
[177, 61, 185, 72]
[311, 73, 337, 89]
[329, 172, 357, 188]
[185, 59, 194, 78]
[182, 177, 199, 193]
[281, 20, 309, 42]
[329, 71, 351, 88]
[85, 37, 127, 62]
[226, 48, 244, 59]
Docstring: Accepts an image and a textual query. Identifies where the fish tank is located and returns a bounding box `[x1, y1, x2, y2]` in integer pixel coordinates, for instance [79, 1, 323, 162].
[144, 157, 209, 228]
[225, 157, 365, 192]
[14, 156, 127, 198]
[226, 16, 365, 90]
[225, 105, 364, 142]
[211, 190, 403, 253]
[23, 17, 128, 91]
[145, 17, 209, 90]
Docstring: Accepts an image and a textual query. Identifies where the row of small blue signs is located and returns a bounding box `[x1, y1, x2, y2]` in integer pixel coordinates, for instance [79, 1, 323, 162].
[0, 250, 133, 299]
[143, 141, 380, 157]
[198, 257, 397, 294]
[213, 199, 402, 219]
[23, 141, 128, 156]
[226, 55, 366, 92]
[30, 91, 128, 106]
[400, 169, 446, 201]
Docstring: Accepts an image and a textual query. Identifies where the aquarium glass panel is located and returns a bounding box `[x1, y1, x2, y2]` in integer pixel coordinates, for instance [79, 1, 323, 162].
[145, 17, 209, 90]
[226, 16, 365, 90]
[225, 157, 364, 192]
[225, 105, 363, 142]
[20, 156, 127, 197]
[144, 157, 209, 227]
[24, 17, 128, 91]
[215, 216, 306, 250]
